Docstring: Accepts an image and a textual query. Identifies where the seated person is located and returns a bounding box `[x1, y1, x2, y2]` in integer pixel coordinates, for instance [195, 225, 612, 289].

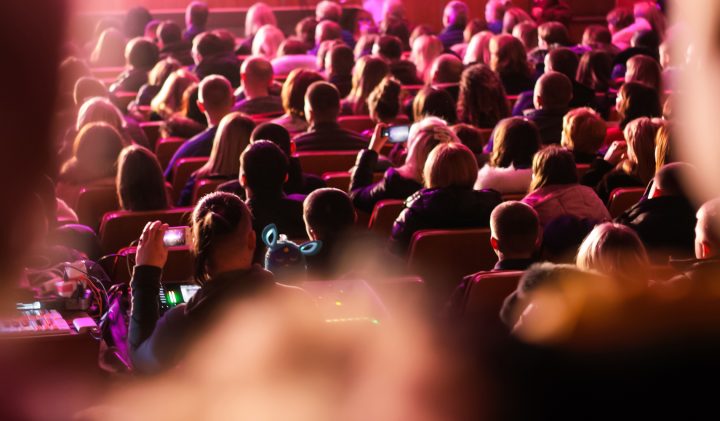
[325, 43, 354, 98]
[667, 197, 720, 287]
[341, 56, 389, 116]
[390, 142, 502, 254]
[560, 107, 606, 164]
[489, 34, 534, 95]
[457, 63, 509, 130]
[522, 145, 610, 227]
[364, 77, 402, 137]
[271, 39, 318, 76]
[271, 69, 324, 135]
[485, 0, 509, 34]
[615, 81, 662, 130]
[73, 77, 108, 108]
[523, 71, 573, 145]
[110, 37, 159, 93]
[616, 163, 698, 263]
[350, 117, 457, 214]
[438, 1, 469, 49]
[233, 56, 283, 115]
[475, 117, 540, 195]
[411, 86, 458, 124]
[134, 58, 183, 108]
[128, 192, 307, 373]
[310, 19, 343, 56]
[293, 82, 368, 151]
[315, 0, 354, 48]
[164, 75, 234, 180]
[428, 54, 464, 101]
[241, 141, 307, 263]
[116, 145, 170, 212]
[157, 20, 193, 65]
[192, 32, 240, 88]
[183, 1, 208, 41]
[374, 35, 421, 85]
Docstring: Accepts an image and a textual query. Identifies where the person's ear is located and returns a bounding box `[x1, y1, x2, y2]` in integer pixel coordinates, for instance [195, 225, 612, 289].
[701, 241, 712, 259]
[197, 100, 205, 113]
[490, 236, 499, 251]
[284, 173, 289, 183]
[290, 140, 297, 155]
[534, 94, 543, 110]
[240, 174, 247, 187]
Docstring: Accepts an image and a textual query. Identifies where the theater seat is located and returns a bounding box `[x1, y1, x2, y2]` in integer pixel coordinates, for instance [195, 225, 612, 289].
[407, 228, 497, 303]
[576, 163, 590, 179]
[294, 151, 358, 176]
[106, 246, 194, 284]
[140, 121, 164, 151]
[368, 199, 406, 237]
[501, 193, 526, 202]
[337, 115, 411, 134]
[111, 91, 136, 113]
[90, 66, 124, 80]
[171, 157, 208, 202]
[478, 128, 493, 144]
[76, 184, 119, 231]
[99, 207, 193, 254]
[461, 271, 523, 327]
[322, 171, 351, 191]
[192, 178, 225, 204]
[155, 137, 186, 170]
[608, 187, 645, 218]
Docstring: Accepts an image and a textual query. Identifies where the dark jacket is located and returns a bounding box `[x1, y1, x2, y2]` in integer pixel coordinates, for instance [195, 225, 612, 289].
[128, 264, 276, 373]
[110, 68, 148, 93]
[183, 25, 204, 42]
[390, 186, 502, 254]
[164, 126, 218, 181]
[616, 195, 697, 264]
[217, 157, 325, 197]
[135, 84, 161, 106]
[160, 41, 194, 65]
[512, 82, 596, 116]
[232, 95, 284, 116]
[195, 52, 241, 88]
[580, 158, 644, 204]
[499, 72, 534, 95]
[438, 24, 464, 49]
[293, 122, 368, 152]
[389, 60, 422, 85]
[524, 107, 568, 145]
[349, 149, 422, 214]
[247, 193, 307, 263]
[329, 74, 352, 98]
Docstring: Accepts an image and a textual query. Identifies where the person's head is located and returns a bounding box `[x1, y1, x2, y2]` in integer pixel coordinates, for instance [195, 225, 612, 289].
[145, 20, 161, 42]
[502, 7, 533, 35]
[423, 142, 478, 189]
[490, 117, 540, 169]
[490, 201, 541, 259]
[616, 82, 662, 129]
[443, 1, 469, 29]
[463, 31, 494, 65]
[410, 35, 444, 83]
[400, 117, 459, 182]
[315, 20, 342, 47]
[695, 198, 720, 259]
[633, 1, 666, 39]
[157, 20, 182, 48]
[412, 86, 457, 124]
[252, 25, 285, 59]
[197, 113, 255, 179]
[278, 38, 309, 57]
[116, 145, 168, 211]
[654, 121, 675, 172]
[625, 55, 662, 91]
[544, 47, 579, 82]
[622, 117, 659, 184]
[409, 25, 434, 48]
[348, 56, 389, 114]
[490, 34, 530, 78]
[197, 75, 234, 124]
[304, 81, 340, 124]
[240, 56, 274, 97]
[581, 24, 612, 48]
[367, 77, 401, 123]
[296, 17, 318, 50]
[240, 140, 289, 196]
[191, 192, 255, 284]
[352, 32, 376, 60]
[429, 54, 464, 84]
[316, 0, 343, 23]
[537, 21, 569, 49]
[251, 122, 292, 156]
[90, 28, 126, 67]
[576, 222, 650, 289]
[464, 18, 486, 43]
[76, 97, 125, 132]
[606, 7, 634, 35]
[151, 68, 199, 119]
[123, 6, 152, 38]
[148, 57, 182, 87]
[512, 21, 538, 50]
[485, 0, 510, 24]
[60, 56, 91, 101]
[124, 37, 159, 71]
[303, 188, 356, 243]
[62, 122, 124, 183]
[561, 107, 606, 156]
[651, 162, 694, 199]
[451, 124, 485, 155]
[534, 71, 573, 111]
[326, 43, 354, 76]
[191, 31, 224, 64]
[458, 63, 510, 129]
[245, 2, 277, 38]
[73, 77, 108, 107]
[576, 50, 613, 92]
[382, 19, 411, 51]
[541, 215, 596, 263]
[181, 83, 207, 125]
[631, 29, 660, 54]
[375, 35, 403, 61]
[211, 29, 235, 53]
[185, 1, 209, 29]
[530, 145, 577, 192]
[281, 69, 324, 120]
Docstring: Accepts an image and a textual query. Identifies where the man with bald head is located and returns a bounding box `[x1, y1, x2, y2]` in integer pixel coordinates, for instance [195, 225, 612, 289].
[667, 197, 720, 286]
[524, 71, 573, 144]
[233, 56, 283, 115]
[438, 1, 469, 49]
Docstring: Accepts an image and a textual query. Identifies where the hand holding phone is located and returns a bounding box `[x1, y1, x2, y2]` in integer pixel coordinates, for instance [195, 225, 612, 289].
[136, 221, 169, 269]
[383, 125, 410, 144]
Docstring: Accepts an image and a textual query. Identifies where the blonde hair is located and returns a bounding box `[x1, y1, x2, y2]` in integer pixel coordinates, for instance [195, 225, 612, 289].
[423, 142, 479, 189]
[463, 31, 493, 65]
[398, 117, 459, 183]
[245, 2, 277, 38]
[151, 69, 199, 119]
[625, 55, 662, 91]
[252, 25, 285, 59]
[622, 117, 659, 184]
[148, 58, 182, 86]
[561, 107, 606, 155]
[76, 97, 125, 132]
[410, 35, 444, 83]
[194, 113, 255, 179]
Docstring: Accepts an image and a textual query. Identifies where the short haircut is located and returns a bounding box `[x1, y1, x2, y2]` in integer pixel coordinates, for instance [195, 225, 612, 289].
[444, 1, 469, 28]
[490, 201, 540, 256]
[306, 81, 340, 120]
[241, 56, 274, 87]
[654, 162, 693, 197]
[328, 43, 354, 76]
[187, 1, 209, 27]
[278, 38, 308, 56]
[562, 107, 606, 155]
[194, 32, 224, 58]
[606, 7, 634, 31]
[538, 21, 569, 46]
[423, 142, 478, 189]
[316, 20, 342, 45]
[125, 37, 159, 70]
[316, 0, 342, 22]
[413, 86, 457, 124]
[73, 77, 108, 106]
[535, 71, 573, 109]
[530, 145, 577, 191]
[697, 198, 720, 249]
[582, 25, 612, 47]
[241, 140, 288, 194]
[431, 54, 464, 84]
[250, 122, 291, 156]
[158, 20, 182, 45]
[281, 69, 324, 118]
[198, 75, 233, 112]
[546, 47, 579, 81]
[303, 188, 356, 241]
[377, 35, 403, 60]
[296, 16, 318, 48]
[451, 123, 485, 155]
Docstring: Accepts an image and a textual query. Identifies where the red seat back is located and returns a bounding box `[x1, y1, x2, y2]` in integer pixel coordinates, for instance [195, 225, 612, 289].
[111, 91, 137, 113]
[368, 199, 405, 237]
[192, 178, 225, 204]
[462, 271, 523, 327]
[294, 151, 358, 176]
[322, 171, 352, 192]
[608, 187, 645, 218]
[99, 208, 192, 254]
[76, 184, 119, 231]
[139, 121, 164, 151]
[155, 137, 186, 171]
[576, 163, 591, 179]
[171, 157, 208, 202]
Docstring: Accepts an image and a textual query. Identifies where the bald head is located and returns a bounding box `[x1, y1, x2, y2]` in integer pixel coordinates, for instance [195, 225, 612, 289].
[316, 0, 342, 22]
[696, 198, 720, 259]
[654, 162, 694, 198]
[490, 201, 541, 258]
[430, 54, 464, 84]
[534, 71, 573, 110]
[198, 75, 233, 124]
[443, 0, 469, 28]
[241, 56, 274, 97]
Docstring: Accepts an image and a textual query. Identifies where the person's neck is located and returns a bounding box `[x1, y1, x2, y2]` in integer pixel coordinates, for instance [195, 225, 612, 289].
[243, 85, 269, 100]
[205, 111, 227, 127]
[245, 187, 283, 200]
[207, 260, 254, 279]
[311, 118, 336, 127]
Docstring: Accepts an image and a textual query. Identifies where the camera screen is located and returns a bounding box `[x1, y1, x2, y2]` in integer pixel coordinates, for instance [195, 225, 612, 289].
[163, 227, 187, 247]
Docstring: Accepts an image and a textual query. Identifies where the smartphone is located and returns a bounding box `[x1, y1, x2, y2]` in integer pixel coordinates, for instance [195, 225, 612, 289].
[382, 125, 410, 143]
[163, 226, 191, 247]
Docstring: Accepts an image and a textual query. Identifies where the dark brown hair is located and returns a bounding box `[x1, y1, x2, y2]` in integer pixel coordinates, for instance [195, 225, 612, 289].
[116, 145, 168, 211]
[530, 145, 577, 192]
[491, 117, 540, 169]
[457, 63, 509, 129]
[281, 69, 324, 118]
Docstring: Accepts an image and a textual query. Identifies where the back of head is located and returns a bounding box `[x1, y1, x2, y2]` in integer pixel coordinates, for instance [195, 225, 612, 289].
[413, 86, 457, 124]
[198, 75, 233, 114]
[382, 19, 411, 50]
[402, 117, 458, 182]
[204, 112, 255, 178]
[464, 31, 494, 65]
[546, 47, 579, 81]
[124, 6, 152, 38]
[654, 121, 675, 172]
[349, 56, 389, 109]
[576, 50, 613, 92]
[696, 198, 720, 257]
[633, 1, 666, 39]
[530, 145, 577, 191]
[327, 44, 354, 76]
[305, 81, 340, 122]
[451, 123, 485, 155]
[90, 28, 126, 66]
[116, 145, 167, 211]
[151, 68, 199, 118]
[158, 20, 182, 46]
[491, 201, 540, 257]
[423, 142, 478, 189]
[491, 117, 541, 168]
[617, 82, 661, 129]
[561, 107, 606, 156]
[502, 7, 533, 35]
[623, 117, 659, 184]
[412, 35, 444, 82]
[654, 162, 694, 198]
[485, 0, 510, 24]
[606, 7, 634, 33]
[213, 29, 237, 53]
[252, 25, 285, 58]
[186, 1, 209, 28]
[541, 215, 595, 263]
[631, 29, 660, 53]
[125, 37, 159, 70]
[76, 97, 124, 132]
[534, 71, 573, 110]
[193, 32, 224, 61]
[148, 57, 183, 87]
[251, 122, 292, 156]
[60, 56, 92, 98]
[316, 0, 343, 22]
[246, 2, 277, 38]
[281, 69, 324, 119]
[241, 56, 274, 88]
[443, 0, 469, 28]
[63, 122, 124, 182]
[538, 21, 569, 47]
[241, 140, 288, 195]
[458, 63, 509, 128]
[376, 35, 403, 60]
[296, 17, 318, 49]
[316, 20, 342, 45]
[73, 77, 108, 107]
[430, 54, 464, 84]
[513, 21, 538, 50]
[582, 24, 612, 48]
[303, 188, 356, 242]
[191, 191, 253, 284]
[278, 38, 309, 56]
[367, 77, 401, 123]
[490, 34, 529, 77]
[625, 55, 662, 91]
